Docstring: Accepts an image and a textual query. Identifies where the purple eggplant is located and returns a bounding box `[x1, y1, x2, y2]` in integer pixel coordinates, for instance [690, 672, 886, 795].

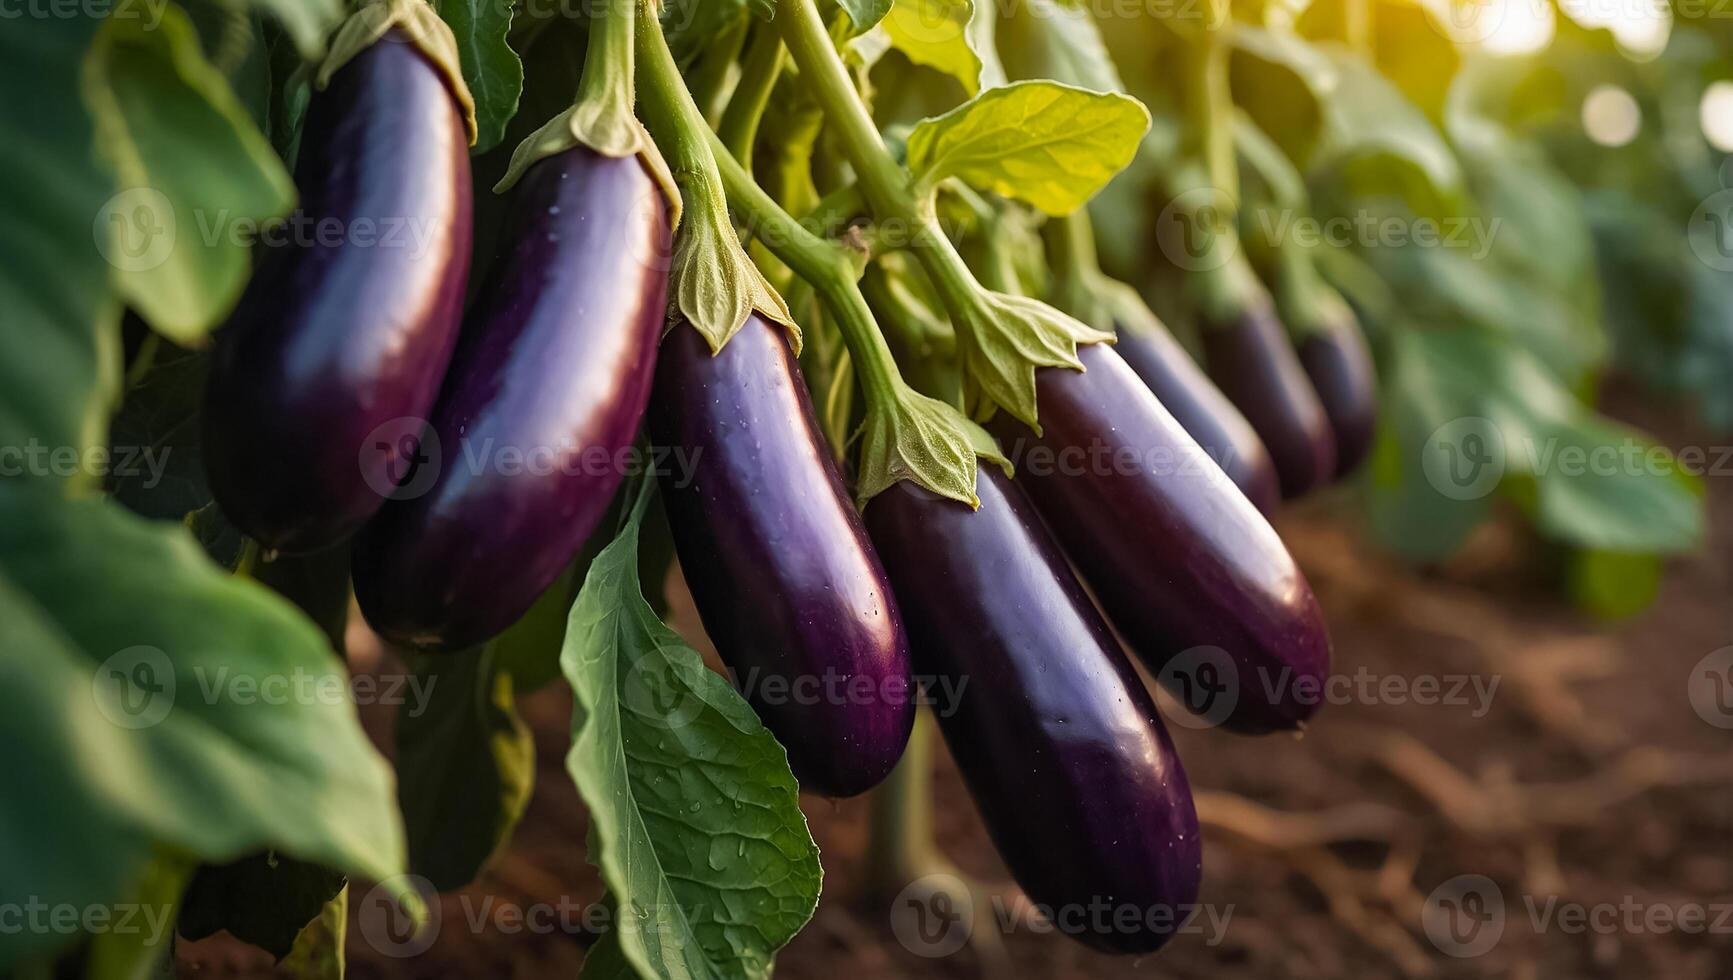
[865, 466, 1200, 954]
[1297, 308, 1378, 479]
[204, 31, 472, 553]
[1201, 303, 1337, 498]
[651, 314, 912, 798]
[352, 148, 670, 651]
[992, 343, 1330, 734]
[1113, 323, 1280, 513]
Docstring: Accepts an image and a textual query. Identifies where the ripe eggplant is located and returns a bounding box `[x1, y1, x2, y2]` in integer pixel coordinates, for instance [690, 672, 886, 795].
[1113, 323, 1280, 513]
[865, 467, 1201, 954]
[1201, 303, 1337, 498]
[1297, 307, 1378, 479]
[204, 31, 472, 553]
[992, 343, 1330, 734]
[352, 148, 670, 651]
[651, 314, 913, 798]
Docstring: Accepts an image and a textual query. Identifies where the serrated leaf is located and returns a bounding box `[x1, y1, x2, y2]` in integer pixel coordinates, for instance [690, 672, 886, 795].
[434, 0, 522, 153]
[997, 0, 1122, 93]
[0, 16, 125, 490]
[561, 481, 820, 980]
[905, 80, 1149, 214]
[0, 488, 410, 968]
[83, 6, 297, 342]
[397, 647, 535, 892]
[881, 0, 1005, 97]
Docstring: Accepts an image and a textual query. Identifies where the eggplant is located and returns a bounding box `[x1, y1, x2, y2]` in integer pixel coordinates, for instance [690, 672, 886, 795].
[1113, 323, 1280, 513]
[1297, 308, 1378, 479]
[352, 148, 670, 651]
[651, 314, 912, 798]
[992, 343, 1330, 734]
[1200, 303, 1337, 498]
[204, 31, 472, 553]
[865, 466, 1200, 954]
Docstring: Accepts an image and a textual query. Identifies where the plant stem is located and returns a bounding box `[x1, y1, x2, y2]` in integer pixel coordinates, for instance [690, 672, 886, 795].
[717, 22, 785, 175]
[688, 15, 748, 125]
[636, 8, 902, 408]
[577, 0, 634, 123]
[1044, 210, 1100, 324]
[864, 713, 942, 893]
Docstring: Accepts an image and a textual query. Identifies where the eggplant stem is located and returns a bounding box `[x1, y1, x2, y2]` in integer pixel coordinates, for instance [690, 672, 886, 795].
[717, 22, 786, 176]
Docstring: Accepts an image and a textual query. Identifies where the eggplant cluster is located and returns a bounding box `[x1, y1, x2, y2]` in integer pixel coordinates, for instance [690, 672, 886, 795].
[206, 34, 672, 651]
[202, 30, 1346, 961]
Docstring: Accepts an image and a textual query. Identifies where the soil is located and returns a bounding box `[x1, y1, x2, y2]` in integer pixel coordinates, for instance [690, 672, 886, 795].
[179, 382, 1732, 979]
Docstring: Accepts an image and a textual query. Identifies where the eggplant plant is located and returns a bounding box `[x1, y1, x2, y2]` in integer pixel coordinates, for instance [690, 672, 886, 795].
[2, 0, 1714, 976]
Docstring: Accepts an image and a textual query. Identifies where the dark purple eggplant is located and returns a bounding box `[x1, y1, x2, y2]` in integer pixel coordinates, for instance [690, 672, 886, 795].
[651, 314, 912, 798]
[352, 147, 670, 651]
[865, 466, 1200, 954]
[1200, 303, 1337, 498]
[1297, 307, 1377, 479]
[1113, 323, 1280, 513]
[204, 31, 472, 553]
[992, 343, 1330, 734]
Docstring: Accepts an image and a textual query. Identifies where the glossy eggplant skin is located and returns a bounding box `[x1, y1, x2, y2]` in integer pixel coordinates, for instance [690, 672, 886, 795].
[651, 315, 913, 798]
[352, 148, 670, 651]
[1201, 303, 1337, 498]
[1113, 323, 1280, 513]
[1298, 309, 1378, 479]
[204, 32, 472, 553]
[992, 343, 1330, 734]
[865, 467, 1201, 954]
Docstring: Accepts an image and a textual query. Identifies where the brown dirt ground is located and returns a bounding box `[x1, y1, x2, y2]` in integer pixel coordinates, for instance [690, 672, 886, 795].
[181, 382, 1732, 979]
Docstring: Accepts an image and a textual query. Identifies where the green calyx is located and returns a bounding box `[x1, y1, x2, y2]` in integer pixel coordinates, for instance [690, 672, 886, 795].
[855, 382, 1008, 510]
[950, 285, 1114, 432]
[316, 0, 478, 145]
[636, 2, 797, 353]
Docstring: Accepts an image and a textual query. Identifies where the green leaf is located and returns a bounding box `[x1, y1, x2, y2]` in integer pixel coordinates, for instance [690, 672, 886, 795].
[279, 886, 348, 980]
[84, 851, 190, 980]
[1568, 549, 1662, 621]
[835, 0, 894, 33]
[178, 853, 347, 960]
[905, 80, 1150, 215]
[997, 0, 1122, 93]
[879, 0, 1005, 97]
[396, 647, 535, 892]
[83, 6, 297, 342]
[0, 15, 124, 492]
[0, 488, 411, 968]
[243, 0, 347, 58]
[561, 481, 821, 980]
[435, 0, 523, 153]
